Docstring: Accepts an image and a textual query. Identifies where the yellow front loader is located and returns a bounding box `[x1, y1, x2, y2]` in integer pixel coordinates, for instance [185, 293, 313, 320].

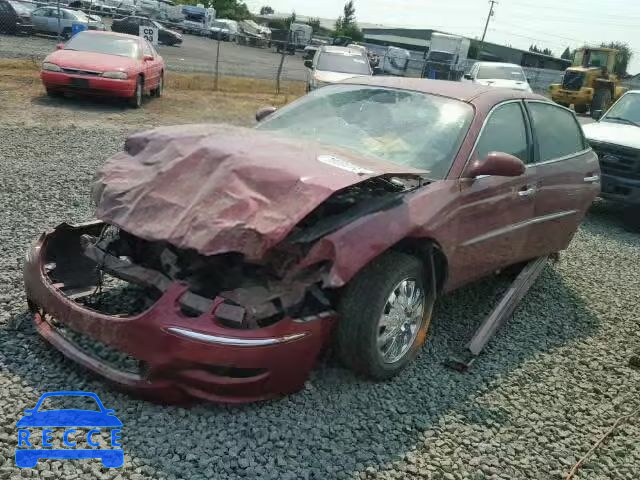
[549, 47, 627, 118]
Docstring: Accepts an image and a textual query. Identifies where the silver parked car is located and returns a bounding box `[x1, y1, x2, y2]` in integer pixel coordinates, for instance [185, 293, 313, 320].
[30, 6, 105, 38]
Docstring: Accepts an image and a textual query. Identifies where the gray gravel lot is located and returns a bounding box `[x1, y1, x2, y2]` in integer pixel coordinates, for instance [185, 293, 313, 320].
[0, 31, 307, 81]
[0, 120, 639, 480]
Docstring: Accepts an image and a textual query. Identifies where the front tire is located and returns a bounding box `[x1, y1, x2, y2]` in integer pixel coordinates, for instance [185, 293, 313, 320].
[336, 251, 433, 380]
[129, 76, 142, 108]
[152, 73, 163, 97]
[574, 103, 588, 114]
[591, 88, 612, 118]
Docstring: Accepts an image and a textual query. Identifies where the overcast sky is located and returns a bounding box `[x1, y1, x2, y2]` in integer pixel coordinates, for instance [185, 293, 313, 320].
[244, 0, 640, 73]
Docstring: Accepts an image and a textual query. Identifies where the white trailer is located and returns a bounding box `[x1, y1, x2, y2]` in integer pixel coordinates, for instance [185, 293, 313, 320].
[290, 22, 313, 48]
[425, 32, 471, 79]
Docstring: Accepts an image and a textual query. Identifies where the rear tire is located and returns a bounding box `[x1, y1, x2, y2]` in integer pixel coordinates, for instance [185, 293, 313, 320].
[129, 77, 143, 108]
[61, 27, 71, 40]
[591, 88, 612, 118]
[336, 251, 434, 380]
[622, 206, 640, 232]
[152, 73, 163, 97]
[45, 87, 59, 97]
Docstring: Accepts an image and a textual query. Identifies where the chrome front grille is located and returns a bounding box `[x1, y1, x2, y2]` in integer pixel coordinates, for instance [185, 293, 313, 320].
[61, 68, 101, 76]
[592, 142, 640, 180]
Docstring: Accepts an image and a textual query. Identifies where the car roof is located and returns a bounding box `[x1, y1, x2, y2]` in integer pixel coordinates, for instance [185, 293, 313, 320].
[76, 29, 142, 41]
[339, 76, 546, 103]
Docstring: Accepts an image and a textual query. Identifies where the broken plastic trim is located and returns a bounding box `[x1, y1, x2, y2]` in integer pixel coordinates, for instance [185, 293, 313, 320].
[165, 327, 308, 346]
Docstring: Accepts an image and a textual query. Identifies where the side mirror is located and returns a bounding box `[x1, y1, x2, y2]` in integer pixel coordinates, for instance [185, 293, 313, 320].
[256, 106, 277, 122]
[56, 43, 65, 50]
[463, 73, 472, 80]
[304, 59, 313, 69]
[143, 54, 154, 62]
[592, 109, 603, 120]
[466, 152, 526, 178]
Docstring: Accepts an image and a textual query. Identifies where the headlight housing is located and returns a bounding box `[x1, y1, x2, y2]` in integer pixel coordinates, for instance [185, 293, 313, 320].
[42, 62, 62, 72]
[101, 71, 128, 79]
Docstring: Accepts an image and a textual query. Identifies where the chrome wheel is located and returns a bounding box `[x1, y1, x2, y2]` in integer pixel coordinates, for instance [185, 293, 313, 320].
[377, 278, 425, 364]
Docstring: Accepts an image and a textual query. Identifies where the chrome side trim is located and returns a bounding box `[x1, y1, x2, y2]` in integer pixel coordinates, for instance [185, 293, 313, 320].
[461, 210, 579, 247]
[526, 148, 592, 167]
[166, 327, 308, 347]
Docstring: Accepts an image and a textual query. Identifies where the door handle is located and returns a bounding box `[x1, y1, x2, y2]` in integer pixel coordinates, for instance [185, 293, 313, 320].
[584, 175, 600, 183]
[518, 186, 537, 198]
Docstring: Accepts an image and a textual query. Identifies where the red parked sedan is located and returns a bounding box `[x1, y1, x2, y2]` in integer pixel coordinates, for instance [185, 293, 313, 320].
[41, 30, 164, 108]
[24, 78, 600, 403]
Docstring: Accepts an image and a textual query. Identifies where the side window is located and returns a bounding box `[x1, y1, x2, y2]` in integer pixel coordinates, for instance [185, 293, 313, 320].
[475, 102, 530, 163]
[62, 10, 74, 19]
[527, 102, 586, 161]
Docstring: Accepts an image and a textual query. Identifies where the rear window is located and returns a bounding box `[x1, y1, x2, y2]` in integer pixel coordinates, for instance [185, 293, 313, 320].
[477, 65, 525, 81]
[317, 52, 370, 75]
[527, 102, 586, 161]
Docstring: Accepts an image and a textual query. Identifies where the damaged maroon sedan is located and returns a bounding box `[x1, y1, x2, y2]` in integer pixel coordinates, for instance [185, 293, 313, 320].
[24, 78, 600, 403]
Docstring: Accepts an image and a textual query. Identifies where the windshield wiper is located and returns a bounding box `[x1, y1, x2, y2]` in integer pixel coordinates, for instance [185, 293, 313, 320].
[604, 116, 640, 127]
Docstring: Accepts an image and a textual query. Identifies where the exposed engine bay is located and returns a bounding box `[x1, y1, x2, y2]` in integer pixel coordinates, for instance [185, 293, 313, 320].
[43, 175, 422, 333]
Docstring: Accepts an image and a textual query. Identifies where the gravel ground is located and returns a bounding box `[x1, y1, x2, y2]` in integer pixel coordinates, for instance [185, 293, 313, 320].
[0, 122, 639, 480]
[0, 31, 307, 81]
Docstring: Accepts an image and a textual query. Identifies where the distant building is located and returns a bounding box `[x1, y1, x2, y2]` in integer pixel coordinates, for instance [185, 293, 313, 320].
[362, 28, 571, 71]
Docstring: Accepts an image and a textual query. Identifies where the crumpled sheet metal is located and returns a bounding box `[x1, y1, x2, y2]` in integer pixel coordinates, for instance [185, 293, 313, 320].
[92, 124, 395, 260]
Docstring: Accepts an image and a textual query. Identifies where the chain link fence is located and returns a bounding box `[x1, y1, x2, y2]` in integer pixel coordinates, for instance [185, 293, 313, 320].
[1, 1, 566, 98]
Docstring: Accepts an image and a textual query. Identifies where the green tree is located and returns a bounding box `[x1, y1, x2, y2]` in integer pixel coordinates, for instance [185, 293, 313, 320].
[342, 0, 356, 26]
[185, 0, 250, 20]
[259, 5, 274, 15]
[600, 41, 633, 76]
[307, 17, 322, 34]
[561, 46, 572, 60]
[333, 1, 363, 41]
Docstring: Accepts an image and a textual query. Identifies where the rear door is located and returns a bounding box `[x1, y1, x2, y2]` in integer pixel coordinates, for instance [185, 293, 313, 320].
[524, 101, 599, 255]
[142, 40, 161, 91]
[30, 7, 49, 31]
[448, 100, 538, 288]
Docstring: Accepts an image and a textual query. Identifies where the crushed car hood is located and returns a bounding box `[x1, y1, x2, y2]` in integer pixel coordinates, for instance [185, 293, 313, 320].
[93, 124, 426, 259]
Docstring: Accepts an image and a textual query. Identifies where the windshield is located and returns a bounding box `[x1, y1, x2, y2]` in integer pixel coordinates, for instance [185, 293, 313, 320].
[428, 51, 454, 63]
[602, 92, 640, 125]
[477, 65, 525, 81]
[317, 52, 370, 75]
[71, 10, 89, 21]
[65, 32, 140, 58]
[9, 1, 33, 14]
[256, 85, 473, 179]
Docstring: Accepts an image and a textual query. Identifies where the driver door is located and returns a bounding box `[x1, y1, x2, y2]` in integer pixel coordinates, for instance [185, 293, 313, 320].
[447, 101, 538, 289]
[30, 7, 50, 31]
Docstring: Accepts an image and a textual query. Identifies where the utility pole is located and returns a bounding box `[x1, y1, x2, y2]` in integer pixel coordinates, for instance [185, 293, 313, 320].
[478, 0, 497, 58]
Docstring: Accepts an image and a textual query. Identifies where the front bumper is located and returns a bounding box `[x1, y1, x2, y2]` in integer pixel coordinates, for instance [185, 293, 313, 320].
[41, 71, 136, 98]
[24, 222, 334, 404]
[600, 174, 640, 205]
[550, 87, 593, 105]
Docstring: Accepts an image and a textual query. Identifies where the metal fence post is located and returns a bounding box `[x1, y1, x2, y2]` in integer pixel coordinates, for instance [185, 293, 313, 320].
[57, 0, 61, 41]
[275, 37, 287, 95]
[214, 33, 221, 91]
